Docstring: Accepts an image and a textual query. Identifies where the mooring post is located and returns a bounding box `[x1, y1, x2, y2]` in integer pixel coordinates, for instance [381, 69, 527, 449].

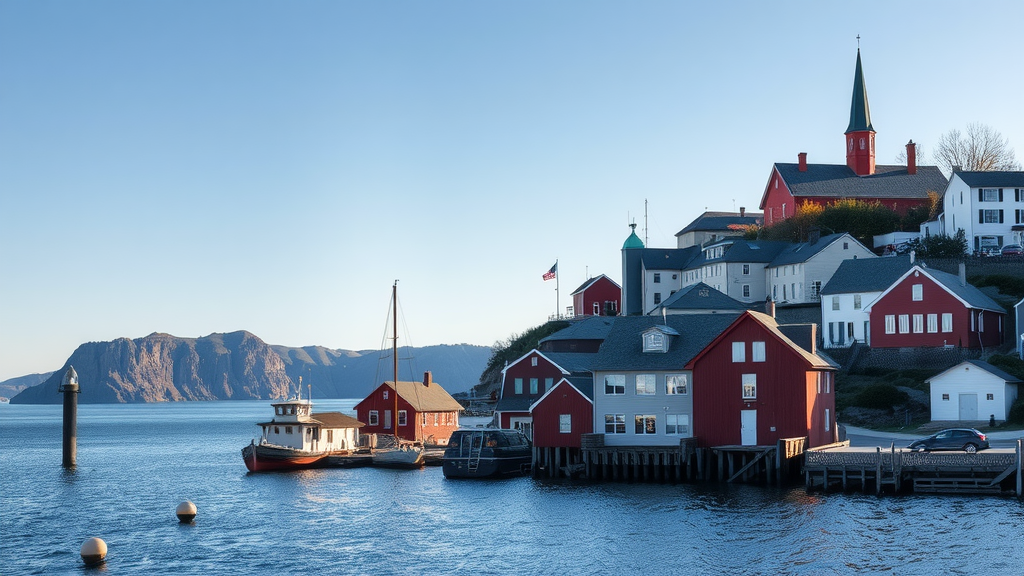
[1016, 439, 1022, 499]
[59, 366, 80, 468]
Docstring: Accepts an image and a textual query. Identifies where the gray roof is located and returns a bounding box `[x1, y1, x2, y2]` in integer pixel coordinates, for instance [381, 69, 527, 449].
[954, 171, 1024, 188]
[769, 233, 856, 266]
[542, 352, 601, 374]
[640, 246, 701, 270]
[539, 316, 615, 344]
[675, 211, 763, 236]
[926, 360, 1023, 384]
[688, 240, 790, 267]
[588, 313, 741, 371]
[656, 282, 747, 312]
[820, 255, 914, 295]
[925, 268, 1006, 313]
[773, 163, 947, 200]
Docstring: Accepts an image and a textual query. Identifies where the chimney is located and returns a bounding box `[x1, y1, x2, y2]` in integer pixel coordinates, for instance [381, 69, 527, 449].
[906, 140, 917, 175]
[740, 206, 746, 217]
[910, 250, 915, 264]
[765, 299, 776, 319]
[798, 152, 808, 172]
[959, 262, 966, 287]
[422, 371, 432, 387]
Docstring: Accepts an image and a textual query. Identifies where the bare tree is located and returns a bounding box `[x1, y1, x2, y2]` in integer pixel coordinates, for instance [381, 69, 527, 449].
[894, 141, 926, 165]
[933, 122, 1020, 173]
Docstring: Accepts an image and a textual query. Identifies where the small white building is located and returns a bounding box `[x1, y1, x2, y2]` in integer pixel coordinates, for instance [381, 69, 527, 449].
[940, 171, 1024, 252]
[259, 398, 363, 452]
[925, 360, 1021, 422]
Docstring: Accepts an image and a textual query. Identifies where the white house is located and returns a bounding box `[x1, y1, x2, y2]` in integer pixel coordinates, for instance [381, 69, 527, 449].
[679, 239, 789, 305]
[766, 232, 876, 305]
[925, 360, 1020, 422]
[818, 255, 914, 347]
[1015, 296, 1024, 360]
[940, 171, 1024, 252]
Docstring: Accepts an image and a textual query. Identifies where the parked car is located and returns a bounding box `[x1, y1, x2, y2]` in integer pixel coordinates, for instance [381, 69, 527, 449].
[908, 428, 989, 453]
[975, 246, 1000, 257]
[1001, 244, 1023, 256]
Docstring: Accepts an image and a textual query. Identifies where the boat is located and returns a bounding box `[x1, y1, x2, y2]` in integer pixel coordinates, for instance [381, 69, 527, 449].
[442, 428, 533, 479]
[370, 281, 426, 469]
[241, 385, 365, 472]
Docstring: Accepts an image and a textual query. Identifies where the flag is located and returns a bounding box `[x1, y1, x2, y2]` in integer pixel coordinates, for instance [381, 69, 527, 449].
[542, 262, 557, 281]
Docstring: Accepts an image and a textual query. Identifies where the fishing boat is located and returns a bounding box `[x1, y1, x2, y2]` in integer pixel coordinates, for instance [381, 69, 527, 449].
[442, 428, 533, 479]
[241, 385, 364, 472]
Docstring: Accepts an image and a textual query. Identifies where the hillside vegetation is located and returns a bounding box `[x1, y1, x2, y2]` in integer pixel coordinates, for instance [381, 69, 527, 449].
[470, 320, 570, 399]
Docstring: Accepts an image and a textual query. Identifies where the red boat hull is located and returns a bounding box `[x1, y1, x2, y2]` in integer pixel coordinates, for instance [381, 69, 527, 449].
[242, 442, 326, 472]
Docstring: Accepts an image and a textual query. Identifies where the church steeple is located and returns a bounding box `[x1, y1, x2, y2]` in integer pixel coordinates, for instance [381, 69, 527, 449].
[844, 46, 876, 176]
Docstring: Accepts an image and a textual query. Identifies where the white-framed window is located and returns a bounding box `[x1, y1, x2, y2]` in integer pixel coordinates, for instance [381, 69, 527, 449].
[942, 313, 953, 333]
[559, 414, 571, 434]
[530, 378, 539, 394]
[666, 374, 688, 395]
[654, 273, 661, 284]
[825, 409, 830, 432]
[643, 331, 665, 352]
[604, 414, 625, 434]
[742, 285, 750, 298]
[912, 284, 923, 301]
[752, 341, 766, 362]
[853, 294, 861, 310]
[635, 374, 656, 396]
[666, 414, 689, 435]
[383, 390, 388, 400]
[742, 374, 756, 399]
[832, 296, 840, 311]
[981, 209, 1002, 223]
[742, 264, 750, 275]
[604, 375, 625, 395]
[942, 393, 949, 401]
[398, 410, 407, 426]
[885, 315, 896, 334]
[981, 188, 1000, 202]
[898, 315, 910, 334]
[653, 293, 662, 305]
[368, 410, 379, 426]
[531, 356, 538, 366]
[635, 414, 657, 435]
[927, 314, 938, 333]
[514, 378, 523, 394]
[732, 341, 745, 362]
[545, 378, 553, 392]
[913, 314, 924, 333]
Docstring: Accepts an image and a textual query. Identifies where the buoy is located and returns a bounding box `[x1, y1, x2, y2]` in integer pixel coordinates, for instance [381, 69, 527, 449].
[176, 500, 197, 523]
[80, 537, 107, 567]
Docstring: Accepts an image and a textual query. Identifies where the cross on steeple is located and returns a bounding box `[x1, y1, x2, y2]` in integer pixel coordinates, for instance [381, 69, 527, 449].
[856, 34, 860, 49]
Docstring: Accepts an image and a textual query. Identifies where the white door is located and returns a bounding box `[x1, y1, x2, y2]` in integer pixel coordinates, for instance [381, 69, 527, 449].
[958, 394, 978, 420]
[741, 410, 757, 445]
[384, 410, 392, 429]
[510, 417, 533, 440]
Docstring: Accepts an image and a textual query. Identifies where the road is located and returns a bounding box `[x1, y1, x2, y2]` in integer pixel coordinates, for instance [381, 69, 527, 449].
[844, 425, 1023, 450]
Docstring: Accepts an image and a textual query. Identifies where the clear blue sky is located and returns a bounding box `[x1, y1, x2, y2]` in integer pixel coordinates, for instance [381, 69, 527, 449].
[2, 1, 1022, 381]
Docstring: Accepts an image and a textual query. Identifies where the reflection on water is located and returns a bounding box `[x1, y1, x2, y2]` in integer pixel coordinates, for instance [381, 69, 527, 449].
[2, 401, 1024, 575]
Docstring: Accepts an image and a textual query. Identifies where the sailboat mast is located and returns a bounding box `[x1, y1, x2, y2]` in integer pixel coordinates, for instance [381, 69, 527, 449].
[392, 280, 399, 443]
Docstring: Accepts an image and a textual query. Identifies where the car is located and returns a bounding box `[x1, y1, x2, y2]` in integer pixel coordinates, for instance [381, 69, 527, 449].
[1000, 244, 1023, 256]
[976, 246, 1000, 257]
[908, 428, 989, 453]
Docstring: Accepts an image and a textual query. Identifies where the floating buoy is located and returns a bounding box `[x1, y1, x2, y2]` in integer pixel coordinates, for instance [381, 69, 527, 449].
[176, 500, 197, 523]
[80, 537, 107, 567]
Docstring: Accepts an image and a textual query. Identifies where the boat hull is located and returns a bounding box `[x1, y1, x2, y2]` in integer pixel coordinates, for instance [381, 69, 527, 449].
[372, 446, 426, 469]
[242, 442, 327, 472]
[442, 454, 532, 478]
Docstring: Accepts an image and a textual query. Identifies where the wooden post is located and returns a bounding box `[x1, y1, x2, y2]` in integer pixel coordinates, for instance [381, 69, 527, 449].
[1017, 439, 1022, 499]
[875, 447, 882, 495]
[553, 447, 561, 478]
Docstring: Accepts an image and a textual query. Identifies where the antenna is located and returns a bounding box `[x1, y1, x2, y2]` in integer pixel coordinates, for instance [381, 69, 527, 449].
[644, 199, 649, 247]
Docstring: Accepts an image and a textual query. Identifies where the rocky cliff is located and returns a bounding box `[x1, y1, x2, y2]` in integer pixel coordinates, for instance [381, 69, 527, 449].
[10, 331, 491, 404]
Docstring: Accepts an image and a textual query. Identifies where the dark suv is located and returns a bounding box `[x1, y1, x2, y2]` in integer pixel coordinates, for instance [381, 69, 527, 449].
[908, 428, 989, 453]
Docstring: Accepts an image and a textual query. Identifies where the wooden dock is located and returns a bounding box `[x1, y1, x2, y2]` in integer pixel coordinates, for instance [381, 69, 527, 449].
[804, 439, 1024, 496]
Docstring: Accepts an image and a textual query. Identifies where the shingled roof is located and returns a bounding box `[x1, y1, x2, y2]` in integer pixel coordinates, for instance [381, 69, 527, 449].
[588, 313, 741, 372]
[539, 316, 615, 345]
[569, 274, 620, 296]
[954, 171, 1024, 188]
[772, 163, 947, 201]
[769, 233, 858, 267]
[639, 246, 701, 270]
[656, 282, 747, 312]
[820, 255, 914, 295]
[675, 211, 763, 237]
[688, 239, 789, 268]
[385, 379, 464, 412]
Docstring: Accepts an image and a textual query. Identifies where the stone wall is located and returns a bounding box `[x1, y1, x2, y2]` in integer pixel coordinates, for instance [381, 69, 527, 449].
[848, 346, 981, 374]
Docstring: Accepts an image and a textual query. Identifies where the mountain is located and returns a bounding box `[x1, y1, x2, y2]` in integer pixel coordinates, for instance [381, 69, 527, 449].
[0, 371, 54, 401]
[10, 332, 491, 404]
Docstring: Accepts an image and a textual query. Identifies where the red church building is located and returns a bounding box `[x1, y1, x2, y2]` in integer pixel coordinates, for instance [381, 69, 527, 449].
[571, 274, 620, 317]
[759, 49, 947, 227]
[354, 372, 463, 445]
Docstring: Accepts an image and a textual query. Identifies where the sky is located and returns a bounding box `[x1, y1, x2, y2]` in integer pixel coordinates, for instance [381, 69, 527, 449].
[2, 1, 1023, 382]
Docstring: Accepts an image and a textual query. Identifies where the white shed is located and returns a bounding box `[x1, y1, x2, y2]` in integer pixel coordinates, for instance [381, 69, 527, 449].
[926, 360, 1021, 422]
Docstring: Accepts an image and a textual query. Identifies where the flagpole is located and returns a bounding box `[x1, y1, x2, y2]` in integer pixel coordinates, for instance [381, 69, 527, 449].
[555, 259, 560, 319]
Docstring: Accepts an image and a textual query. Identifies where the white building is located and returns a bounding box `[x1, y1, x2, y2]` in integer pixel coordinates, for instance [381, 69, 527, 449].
[766, 232, 876, 305]
[925, 360, 1020, 422]
[940, 171, 1024, 252]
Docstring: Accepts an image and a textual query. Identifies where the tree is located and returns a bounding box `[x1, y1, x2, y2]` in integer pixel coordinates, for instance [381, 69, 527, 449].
[904, 229, 968, 258]
[933, 123, 1020, 173]
[895, 141, 925, 165]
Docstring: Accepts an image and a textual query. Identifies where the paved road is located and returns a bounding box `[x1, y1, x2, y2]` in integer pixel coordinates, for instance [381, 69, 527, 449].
[844, 425, 1024, 450]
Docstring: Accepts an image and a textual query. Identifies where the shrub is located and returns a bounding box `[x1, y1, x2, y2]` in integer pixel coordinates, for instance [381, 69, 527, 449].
[854, 383, 909, 410]
[1007, 397, 1024, 425]
[986, 354, 1024, 381]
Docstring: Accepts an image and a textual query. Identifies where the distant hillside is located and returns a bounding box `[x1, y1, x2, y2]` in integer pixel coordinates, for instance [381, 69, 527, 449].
[10, 332, 490, 404]
[0, 371, 53, 401]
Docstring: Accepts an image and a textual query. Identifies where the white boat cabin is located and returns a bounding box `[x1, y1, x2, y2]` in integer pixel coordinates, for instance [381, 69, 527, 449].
[258, 399, 363, 453]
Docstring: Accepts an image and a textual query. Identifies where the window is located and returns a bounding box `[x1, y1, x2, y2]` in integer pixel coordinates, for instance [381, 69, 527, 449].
[434, 413, 439, 426]
[832, 296, 840, 311]
[653, 273, 661, 284]
[825, 409, 830, 432]
[545, 378, 553, 392]
[742, 374, 756, 399]
[732, 341, 745, 362]
[742, 285, 750, 298]
[980, 209, 1003, 223]
[635, 414, 657, 435]
[912, 284, 923, 301]
[514, 378, 523, 394]
[368, 411, 379, 426]
[559, 414, 571, 433]
[653, 293, 661, 305]
[898, 315, 909, 334]
[742, 264, 750, 275]
[811, 281, 821, 299]
[285, 426, 293, 434]
[643, 332, 665, 352]
[604, 414, 625, 434]
[666, 414, 689, 435]
[530, 378, 538, 394]
[987, 394, 995, 401]
[853, 294, 861, 310]
[942, 394, 949, 401]
[885, 315, 896, 334]
[604, 375, 625, 395]
[980, 188, 1000, 202]
[752, 341, 765, 362]
[927, 314, 938, 333]
[942, 313, 953, 333]
[327, 430, 333, 443]
[383, 390, 388, 400]
[913, 314, 924, 333]
[593, 302, 600, 315]
[635, 374, 656, 395]
[843, 242, 849, 250]
[398, 410, 407, 426]
[666, 374, 688, 395]
[531, 356, 538, 367]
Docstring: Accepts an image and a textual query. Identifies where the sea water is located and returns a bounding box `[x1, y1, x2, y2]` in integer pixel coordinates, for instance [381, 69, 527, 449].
[2, 400, 1023, 575]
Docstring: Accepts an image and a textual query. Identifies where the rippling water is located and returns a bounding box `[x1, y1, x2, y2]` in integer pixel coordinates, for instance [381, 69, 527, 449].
[2, 401, 1023, 575]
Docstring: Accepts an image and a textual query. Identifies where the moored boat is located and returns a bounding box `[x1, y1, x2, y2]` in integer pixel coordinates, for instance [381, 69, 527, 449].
[442, 429, 532, 479]
[242, 393, 364, 472]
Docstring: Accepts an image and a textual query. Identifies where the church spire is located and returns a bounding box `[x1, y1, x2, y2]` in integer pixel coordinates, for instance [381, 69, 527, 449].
[844, 42, 876, 176]
[845, 47, 874, 133]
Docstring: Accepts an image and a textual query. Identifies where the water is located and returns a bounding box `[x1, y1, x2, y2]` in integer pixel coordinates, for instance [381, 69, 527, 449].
[2, 401, 1024, 575]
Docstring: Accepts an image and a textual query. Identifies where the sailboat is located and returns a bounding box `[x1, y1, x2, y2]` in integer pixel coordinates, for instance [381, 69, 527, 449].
[371, 281, 426, 469]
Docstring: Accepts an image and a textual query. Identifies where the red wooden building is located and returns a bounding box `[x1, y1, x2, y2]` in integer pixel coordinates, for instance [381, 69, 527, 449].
[570, 274, 621, 317]
[685, 311, 837, 448]
[493, 350, 570, 437]
[530, 378, 594, 449]
[353, 372, 463, 445]
[865, 265, 1006, 349]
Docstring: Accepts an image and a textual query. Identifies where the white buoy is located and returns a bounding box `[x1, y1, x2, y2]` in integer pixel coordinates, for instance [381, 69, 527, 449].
[176, 500, 197, 523]
[80, 537, 107, 566]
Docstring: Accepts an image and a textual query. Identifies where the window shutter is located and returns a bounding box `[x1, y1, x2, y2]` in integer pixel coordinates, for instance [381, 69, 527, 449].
[979, 210, 984, 224]
[1016, 189, 1020, 202]
[979, 189, 984, 202]
[999, 188, 1004, 202]
[999, 210, 1004, 223]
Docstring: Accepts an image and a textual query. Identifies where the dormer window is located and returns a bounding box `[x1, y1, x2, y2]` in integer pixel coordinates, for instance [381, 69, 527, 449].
[644, 332, 664, 352]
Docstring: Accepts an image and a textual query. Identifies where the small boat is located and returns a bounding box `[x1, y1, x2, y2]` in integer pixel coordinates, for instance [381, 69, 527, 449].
[442, 429, 532, 479]
[242, 388, 364, 472]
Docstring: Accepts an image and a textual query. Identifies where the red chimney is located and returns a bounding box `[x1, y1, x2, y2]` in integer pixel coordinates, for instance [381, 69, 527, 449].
[423, 371, 432, 387]
[740, 207, 746, 217]
[906, 140, 917, 175]
[798, 152, 807, 172]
